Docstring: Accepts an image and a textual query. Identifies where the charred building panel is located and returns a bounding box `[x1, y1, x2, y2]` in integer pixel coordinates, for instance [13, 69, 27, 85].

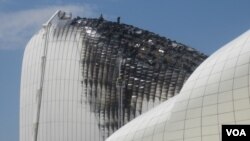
[74, 17, 207, 139]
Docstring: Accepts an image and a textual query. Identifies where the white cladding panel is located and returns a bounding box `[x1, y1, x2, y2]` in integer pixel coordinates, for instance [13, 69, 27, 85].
[106, 30, 250, 141]
[20, 26, 101, 141]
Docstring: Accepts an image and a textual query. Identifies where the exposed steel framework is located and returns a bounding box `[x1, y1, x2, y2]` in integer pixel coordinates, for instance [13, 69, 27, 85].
[74, 17, 207, 139]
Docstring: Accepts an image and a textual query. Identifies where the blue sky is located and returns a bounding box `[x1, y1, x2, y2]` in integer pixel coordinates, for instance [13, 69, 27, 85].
[1, 0, 250, 140]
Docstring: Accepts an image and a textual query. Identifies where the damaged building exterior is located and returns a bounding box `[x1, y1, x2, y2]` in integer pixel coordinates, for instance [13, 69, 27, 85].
[106, 27, 250, 141]
[19, 11, 207, 141]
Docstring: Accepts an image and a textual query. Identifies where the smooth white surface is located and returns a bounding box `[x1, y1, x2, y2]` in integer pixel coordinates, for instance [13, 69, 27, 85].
[20, 26, 102, 141]
[106, 30, 250, 141]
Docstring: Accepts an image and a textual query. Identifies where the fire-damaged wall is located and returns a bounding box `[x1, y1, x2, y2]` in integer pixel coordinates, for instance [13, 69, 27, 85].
[73, 17, 207, 139]
[20, 11, 207, 141]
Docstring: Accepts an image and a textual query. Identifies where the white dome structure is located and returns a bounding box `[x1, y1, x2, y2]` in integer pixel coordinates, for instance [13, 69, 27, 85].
[106, 30, 250, 141]
[19, 11, 206, 141]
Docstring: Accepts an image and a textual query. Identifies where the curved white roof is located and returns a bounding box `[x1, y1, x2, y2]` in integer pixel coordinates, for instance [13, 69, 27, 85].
[106, 30, 250, 141]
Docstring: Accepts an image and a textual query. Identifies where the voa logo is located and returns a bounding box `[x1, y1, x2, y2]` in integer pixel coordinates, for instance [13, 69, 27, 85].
[226, 129, 246, 136]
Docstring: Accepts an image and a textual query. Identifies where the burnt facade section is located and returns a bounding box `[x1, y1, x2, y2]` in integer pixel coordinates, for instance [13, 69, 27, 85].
[71, 17, 207, 139]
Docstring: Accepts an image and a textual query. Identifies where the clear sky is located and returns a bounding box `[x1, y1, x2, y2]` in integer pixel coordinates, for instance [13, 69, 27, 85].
[1, 0, 250, 141]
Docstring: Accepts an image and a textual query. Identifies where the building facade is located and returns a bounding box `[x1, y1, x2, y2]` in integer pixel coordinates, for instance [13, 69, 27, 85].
[19, 11, 206, 141]
[107, 30, 250, 141]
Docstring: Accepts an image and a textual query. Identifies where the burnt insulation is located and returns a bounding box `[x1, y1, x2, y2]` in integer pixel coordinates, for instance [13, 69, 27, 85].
[71, 16, 207, 139]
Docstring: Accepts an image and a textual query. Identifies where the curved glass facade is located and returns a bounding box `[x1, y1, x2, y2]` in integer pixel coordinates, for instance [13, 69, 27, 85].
[19, 11, 206, 141]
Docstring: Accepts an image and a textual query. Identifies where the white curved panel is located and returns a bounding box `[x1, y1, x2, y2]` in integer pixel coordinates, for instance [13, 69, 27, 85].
[106, 30, 250, 141]
[20, 26, 101, 141]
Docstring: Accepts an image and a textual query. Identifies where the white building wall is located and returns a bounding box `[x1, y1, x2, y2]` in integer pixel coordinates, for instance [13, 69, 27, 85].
[20, 25, 101, 141]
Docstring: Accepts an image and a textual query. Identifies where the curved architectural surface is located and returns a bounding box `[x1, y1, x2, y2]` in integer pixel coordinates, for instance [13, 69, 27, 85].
[19, 11, 206, 141]
[106, 30, 250, 141]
